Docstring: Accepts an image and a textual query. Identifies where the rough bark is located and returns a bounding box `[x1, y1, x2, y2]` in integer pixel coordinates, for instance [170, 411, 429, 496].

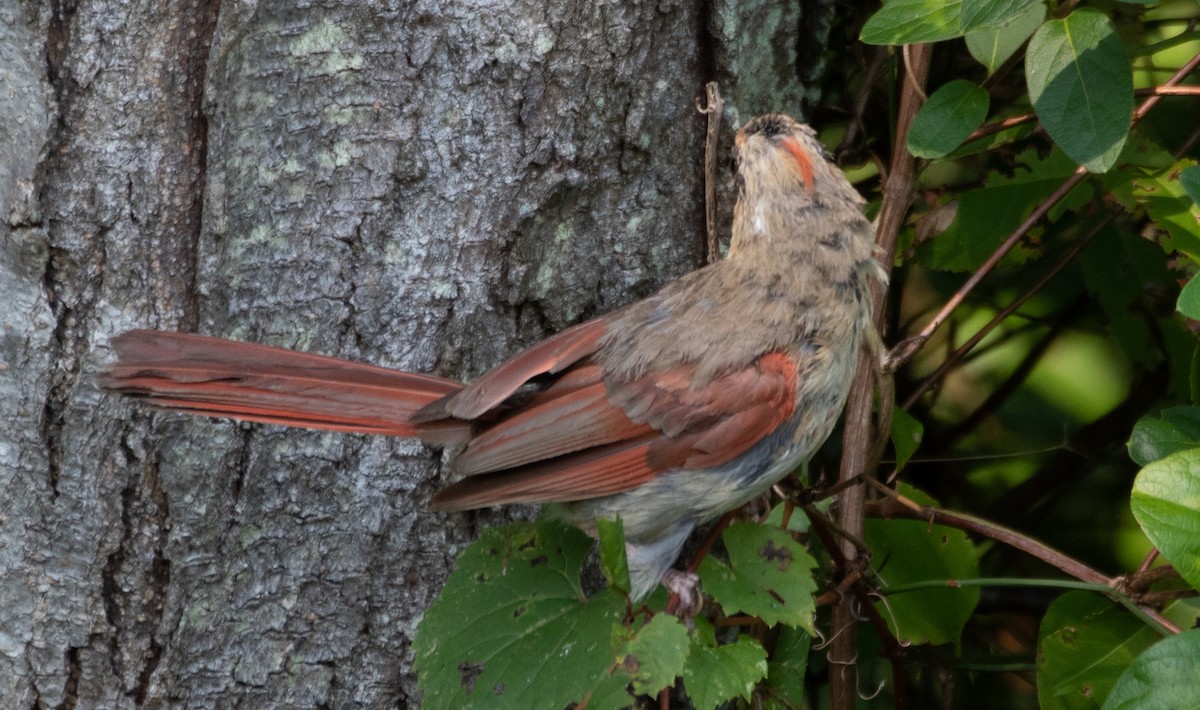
[0, 0, 832, 705]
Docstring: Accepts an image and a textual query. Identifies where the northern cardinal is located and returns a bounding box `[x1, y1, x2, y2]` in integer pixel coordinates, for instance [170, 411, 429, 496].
[101, 113, 883, 601]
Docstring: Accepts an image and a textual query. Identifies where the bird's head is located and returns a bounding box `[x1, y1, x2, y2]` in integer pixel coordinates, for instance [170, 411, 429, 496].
[733, 114, 861, 210]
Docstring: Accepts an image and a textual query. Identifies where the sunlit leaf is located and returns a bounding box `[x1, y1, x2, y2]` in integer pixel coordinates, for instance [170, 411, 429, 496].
[1130, 449, 1200, 591]
[861, 0, 964, 44]
[960, 0, 1044, 33]
[698, 523, 818, 632]
[612, 614, 689, 696]
[1025, 9, 1133, 172]
[965, 1, 1046, 73]
[596, 516, 631, 596]
[1182, 166, 1200, 206]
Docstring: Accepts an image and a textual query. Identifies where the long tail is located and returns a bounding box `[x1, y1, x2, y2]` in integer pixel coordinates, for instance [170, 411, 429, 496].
[100, 330, 469, 444]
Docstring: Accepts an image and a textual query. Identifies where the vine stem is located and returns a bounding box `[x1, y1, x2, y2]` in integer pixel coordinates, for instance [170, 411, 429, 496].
[832, 40, 931, 710]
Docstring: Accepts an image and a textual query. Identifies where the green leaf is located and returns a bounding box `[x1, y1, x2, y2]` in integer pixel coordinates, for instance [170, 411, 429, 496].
[596, 516, 631, 596]
[1037, 591, 1158, 710]
[681, 618, 769, 709]
[612, 614, 689, 696]
[1179, 275, 1200, 320]
[1127, 407, 1200, 466]
[1025, 8, 1133, 173]
[764, 502, 812, 533]
[1102, 630, 1200, 710]
[1182, 166, 1200, 207]
[860, 0, 964, 45]
[927, 147, 1083, 272]
[697, 522, 818, 632]
[908, 80, 990, 158]
[414, 519, 631, 709]
[1126, 160, 1200, 262]
[960, 0, 1044, 33]
[865, 485, 981, 648]
[965, 1, 1046, 73]
[764, 625, 810, 709]
[890, 407, 925, 472]
[1130, 449, 1200, 591]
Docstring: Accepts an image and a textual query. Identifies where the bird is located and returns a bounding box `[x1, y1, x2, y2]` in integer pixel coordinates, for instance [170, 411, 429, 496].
[100, 113, 883, 602]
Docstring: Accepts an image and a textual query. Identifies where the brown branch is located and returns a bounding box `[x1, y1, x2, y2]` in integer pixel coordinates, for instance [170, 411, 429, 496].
[807, 505, 910, 710]
[864, 495, 1111, 586]
[832, 41, 931, 710]
[696, 82, 725, 264]
[962, 85, 1200, 145]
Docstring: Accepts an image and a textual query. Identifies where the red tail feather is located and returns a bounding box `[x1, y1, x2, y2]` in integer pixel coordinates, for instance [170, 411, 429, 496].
[101, 330, 469, 444]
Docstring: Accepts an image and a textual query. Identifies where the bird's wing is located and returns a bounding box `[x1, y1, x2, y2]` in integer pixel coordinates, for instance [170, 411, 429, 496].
[429, 352, 798, 510]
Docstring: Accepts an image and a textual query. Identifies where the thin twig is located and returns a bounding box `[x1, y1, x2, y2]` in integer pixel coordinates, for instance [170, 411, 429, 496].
[864, 495, 1111, 585]
[696, 82, 725, 264]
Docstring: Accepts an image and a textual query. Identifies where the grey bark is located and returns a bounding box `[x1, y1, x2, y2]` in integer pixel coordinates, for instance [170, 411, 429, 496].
[0, 0, 832, 705]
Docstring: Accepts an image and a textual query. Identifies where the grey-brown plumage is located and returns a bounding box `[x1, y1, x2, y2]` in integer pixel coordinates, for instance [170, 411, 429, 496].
[101, 114, 882, 601]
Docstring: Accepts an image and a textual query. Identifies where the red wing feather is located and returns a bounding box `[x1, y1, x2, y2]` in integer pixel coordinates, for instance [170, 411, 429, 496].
[431, 352, 799, 510]
[413, 317, 608, 422]
[101, 330, 467, 442]
[430, 435, 662, 510]
[455, 370, 657, 475]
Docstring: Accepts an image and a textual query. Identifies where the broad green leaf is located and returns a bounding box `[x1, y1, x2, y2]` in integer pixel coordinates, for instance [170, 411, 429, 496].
[860, 0, 964, 45]
[764, 502, 812, 533]
[965, 1, 1046, 73]
[681, 618, 769, 710]
[1127, 407, 1200, 466]
[612, 614, 689, 696]
[890, 407, 924, 471]
[1079, 225, 1173, 366]
[927, 148, 1083, 272]
[1179, 275, 1200, 320]
[1102, 630, 1200, 710]
[1037, 591, 1158, 710]
[414, 520, 631, 709]
[960, 0, 1044, 33]
[596, 516, 631, 596]
[1025, 9, 1133, 173]
[697, 522, 818, 632]
[866, 485, 981, 648]
[908, 80, 990, 158]
[1124, 161, 1200, 261]
[1182, 166, 1200, 206]
[1130, 448, 1200, 591]
[764, 625, 810, 709]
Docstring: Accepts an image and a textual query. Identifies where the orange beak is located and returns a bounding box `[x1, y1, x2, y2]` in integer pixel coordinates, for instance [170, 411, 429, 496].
[780, 136, 816, 195]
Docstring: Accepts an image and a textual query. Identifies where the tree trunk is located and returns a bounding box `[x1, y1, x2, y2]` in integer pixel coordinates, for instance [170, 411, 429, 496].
[0, 0, 832, 704]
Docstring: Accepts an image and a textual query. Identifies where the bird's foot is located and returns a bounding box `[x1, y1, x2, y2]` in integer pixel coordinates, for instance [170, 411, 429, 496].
[662, 569, 702, 622]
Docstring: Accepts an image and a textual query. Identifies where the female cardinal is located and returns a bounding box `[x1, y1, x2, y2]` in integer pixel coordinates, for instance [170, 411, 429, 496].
[102, 113, 883, 601]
